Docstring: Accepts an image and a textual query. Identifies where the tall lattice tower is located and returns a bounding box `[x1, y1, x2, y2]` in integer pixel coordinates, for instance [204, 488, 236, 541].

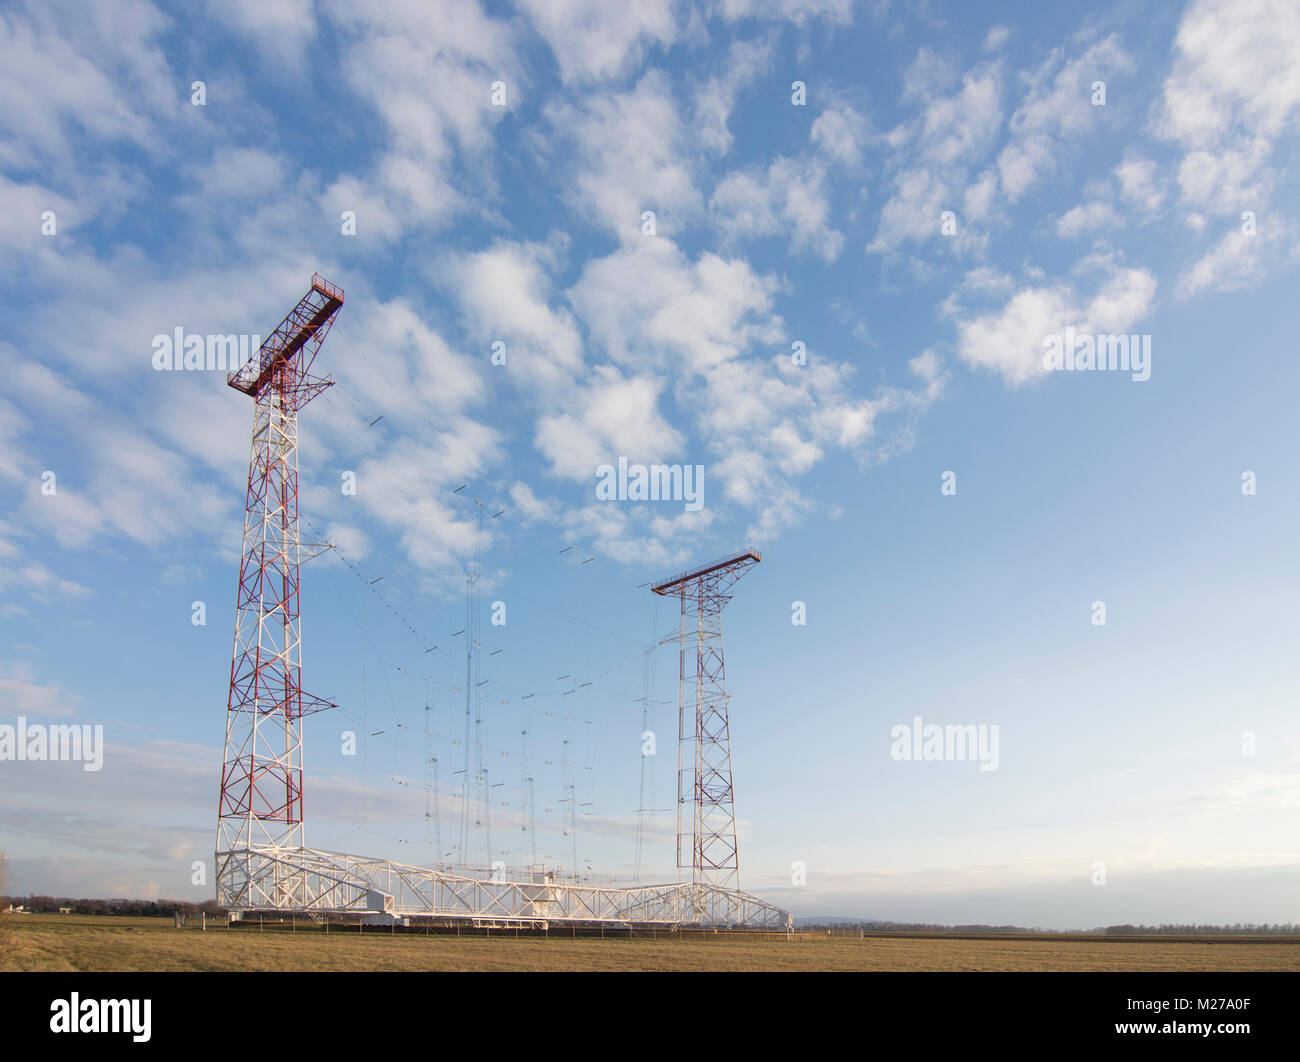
[215, 274, 344, 906]
[651, 548, 760, 891]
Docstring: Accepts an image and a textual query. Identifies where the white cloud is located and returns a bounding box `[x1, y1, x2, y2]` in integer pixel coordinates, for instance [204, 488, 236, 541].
[570, 237, 781, 376]
[810, 103, 868, 167]
[320, 0, 518, 236]
[870, 57, 1003, 255]
[917, 65, 1001, 167]
[982, 25, 1010, 52]
[0, 0, 174, 170]
[0, 663, 82, 718]
[1176, 139, 1273, 215]
[869, 166, 948, 252]
[547, 71, 702, 239]
[320, 173, 422, 245]
[0, 176, 84, 255]
[1158, 0, 1300, 150]
[962, 169, 998, 223]
[353, 428, 500, 582]
[508, 482, 555, 523]
[554, 501, 710, 567]
[997, 34, 1131, 201]
[1175, 227, 1275, 299]
[209, 0, 317, 67]
[909, 349, 942, 381]
[186, 147, 287, 201]
[443, 240, 583, 392]
[1056, 201, 1120, 238]
[568, 238, 941, 542]
[902, 47, 958, 101]
[0, 556, 91, 603]
[693, 36, 776, 155]
[9, 356, 235, 551]
[956, 265, 1157, 386]
[1154, 0, 1300, 297]
[1114, 153, 1166, 212]
[535, 366, 683, 482]
[518, 0, 676, 83]
[340, 298, 486, 420]
[0, 394, 31, 484]
[715, 0, 855, 26]
[324, 523, 370, 561]
[961, 266, 1016, 296]
[711, 156, 844, 261]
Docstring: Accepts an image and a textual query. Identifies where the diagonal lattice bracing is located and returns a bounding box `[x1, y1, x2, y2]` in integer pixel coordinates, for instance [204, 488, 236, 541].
[213, 285, 788, 931]
[651, 549, 760, 892]
[218, 846, 792, 930]
[216, 275, 343, 858]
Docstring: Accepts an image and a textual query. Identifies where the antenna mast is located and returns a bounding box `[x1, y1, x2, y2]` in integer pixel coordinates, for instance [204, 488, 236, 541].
[216, 275, 344, 906]
[651, 547, 761, 891]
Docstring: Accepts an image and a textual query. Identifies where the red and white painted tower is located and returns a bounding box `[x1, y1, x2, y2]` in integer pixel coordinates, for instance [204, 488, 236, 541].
[215, 275, 343, 907]
[652, 548, 760, 892]
[204, 279, 787, 929]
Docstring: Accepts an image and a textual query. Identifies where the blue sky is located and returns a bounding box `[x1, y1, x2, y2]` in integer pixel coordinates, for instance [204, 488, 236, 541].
[3, 0, 1300, 929]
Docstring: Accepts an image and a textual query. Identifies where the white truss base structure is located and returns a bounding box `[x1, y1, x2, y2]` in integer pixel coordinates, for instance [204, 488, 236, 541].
[217, 846, 792, 931]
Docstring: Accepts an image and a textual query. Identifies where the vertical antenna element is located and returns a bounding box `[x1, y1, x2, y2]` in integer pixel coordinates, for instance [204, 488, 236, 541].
[424, 687, 441, 868]
[526, 775, 537, 871]
[457, 502, 479, 866]
[562, 736, 578, 881]
[634, 640, 656, 881]
[458, 594, 471, 863]
[650, 548, 760, 892]
[216, 275, 344, 908]
[471, 498, 489, 868]
[521, 729, 536, 874]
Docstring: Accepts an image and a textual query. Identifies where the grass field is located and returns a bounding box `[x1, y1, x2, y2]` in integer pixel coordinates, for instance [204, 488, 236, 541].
[7, 913, 1300, 971]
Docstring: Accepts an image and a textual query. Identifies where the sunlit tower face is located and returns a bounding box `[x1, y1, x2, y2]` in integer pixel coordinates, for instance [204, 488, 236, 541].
[652, 548, 761, 892]
[207, 283, 786, 928]
[215, 276, 343, 908]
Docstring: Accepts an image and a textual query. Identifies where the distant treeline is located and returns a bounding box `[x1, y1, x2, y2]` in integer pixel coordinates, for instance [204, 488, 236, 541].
[1095, 923, 1300, 936]
[799, 920, 1300, 935]
[4, 896, 221, 917]
[800, 921, 1044, 934]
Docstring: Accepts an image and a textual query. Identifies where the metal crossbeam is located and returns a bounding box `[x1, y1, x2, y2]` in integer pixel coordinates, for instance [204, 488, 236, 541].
[213, 277, 791, 935]
[217, 845, 791, 930]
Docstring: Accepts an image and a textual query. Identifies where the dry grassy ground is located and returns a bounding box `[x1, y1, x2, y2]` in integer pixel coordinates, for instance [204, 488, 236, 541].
[7, 914, 1300, 972]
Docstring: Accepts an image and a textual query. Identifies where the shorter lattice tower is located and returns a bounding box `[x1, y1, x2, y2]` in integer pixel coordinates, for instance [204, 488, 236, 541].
[652, 548, 760, 891]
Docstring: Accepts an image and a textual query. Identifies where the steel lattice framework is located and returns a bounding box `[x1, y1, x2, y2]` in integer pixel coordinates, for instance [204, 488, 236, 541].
[216, 274, 343, 875]
[652, 548, 761, 891]
[219, 847, 790, 929]
[214, 276, 788, 930]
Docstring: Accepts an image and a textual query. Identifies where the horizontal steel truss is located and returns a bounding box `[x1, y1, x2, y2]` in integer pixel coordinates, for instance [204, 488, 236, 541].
[217, 845, 791, 930]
